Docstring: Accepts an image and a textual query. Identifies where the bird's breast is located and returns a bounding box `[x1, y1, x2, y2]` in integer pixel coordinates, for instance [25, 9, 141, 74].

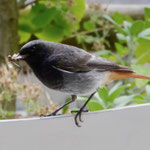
[31, 63, 64, 90]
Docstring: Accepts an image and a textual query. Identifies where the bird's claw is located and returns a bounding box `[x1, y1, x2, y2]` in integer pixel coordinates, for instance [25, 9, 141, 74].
[79, 113, 83, 122]
[40, 114, 47, 117]
[74, 109, 89, 127]
[75, 113, 81, 127]
[40, 112, 57, 118]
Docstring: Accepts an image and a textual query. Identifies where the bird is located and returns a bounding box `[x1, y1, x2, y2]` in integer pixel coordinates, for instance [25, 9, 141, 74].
[9, 40, 150, 127]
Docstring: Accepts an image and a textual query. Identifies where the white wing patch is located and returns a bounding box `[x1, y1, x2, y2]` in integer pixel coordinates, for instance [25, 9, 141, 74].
[52, 66, 74, 74]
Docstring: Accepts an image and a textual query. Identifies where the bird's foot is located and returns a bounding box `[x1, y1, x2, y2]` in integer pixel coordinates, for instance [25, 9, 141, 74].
[40, 111, 59, 117]
[71, 109, 88, 114]
[74, 110, 83, 127]
[73, 109, 88, 127]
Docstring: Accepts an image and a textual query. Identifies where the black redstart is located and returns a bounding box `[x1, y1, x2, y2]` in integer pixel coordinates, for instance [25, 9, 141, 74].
[9, 40, 150, 127]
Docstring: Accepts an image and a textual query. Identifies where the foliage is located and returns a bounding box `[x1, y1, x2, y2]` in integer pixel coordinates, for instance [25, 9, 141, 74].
[19, 1, 113, 51]
[86, 84, 150, 111]
[62, 7, 150, 114]
[75, 3, 113, 51]
[77, 8, 150, 112]
[63, 82, 150, 113]
[103, 9, 150, 88]
[19, 0, 86, 43]
[4, 1, 150, 116]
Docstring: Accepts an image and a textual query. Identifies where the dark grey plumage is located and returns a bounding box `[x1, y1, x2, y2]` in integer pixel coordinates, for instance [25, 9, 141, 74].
[16, 40, 135, 127]
[19, 40, 133, 95]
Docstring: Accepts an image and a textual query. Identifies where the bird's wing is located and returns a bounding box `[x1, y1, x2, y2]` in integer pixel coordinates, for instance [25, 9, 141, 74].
[48, 44, 133, 73]
[87, 56, 133, 72]
[48, 52, 93, 72]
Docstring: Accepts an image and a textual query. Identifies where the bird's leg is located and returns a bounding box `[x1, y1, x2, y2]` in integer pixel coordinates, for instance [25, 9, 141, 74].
[40, 95, 77, 117]
[74, 92, 96, 127]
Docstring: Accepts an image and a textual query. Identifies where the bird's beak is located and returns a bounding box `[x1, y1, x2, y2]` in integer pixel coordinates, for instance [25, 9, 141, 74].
[9, 53, 29, 61]
[15, 53, 27, 60]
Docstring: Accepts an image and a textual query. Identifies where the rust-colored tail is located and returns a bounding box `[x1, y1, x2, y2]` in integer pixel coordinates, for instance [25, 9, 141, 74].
[110, 71, 150, 80]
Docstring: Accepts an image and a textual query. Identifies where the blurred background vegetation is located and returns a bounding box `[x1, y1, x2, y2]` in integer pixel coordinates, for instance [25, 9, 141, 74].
[1, 0, 150, 119]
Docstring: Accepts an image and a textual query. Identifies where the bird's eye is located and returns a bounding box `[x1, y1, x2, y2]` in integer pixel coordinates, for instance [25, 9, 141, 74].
[30, 46, 36, 53]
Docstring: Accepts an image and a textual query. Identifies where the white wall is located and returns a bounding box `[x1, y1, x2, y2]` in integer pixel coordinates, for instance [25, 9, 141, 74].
[0, 104, 150, 150]
[86, 0, 150, 4]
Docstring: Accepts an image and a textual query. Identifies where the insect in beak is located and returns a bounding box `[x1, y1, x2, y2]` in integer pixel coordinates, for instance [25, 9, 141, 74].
[14, 53, 28, 60]
[8, 53, 29, 61]
[8, 53, 29, 68]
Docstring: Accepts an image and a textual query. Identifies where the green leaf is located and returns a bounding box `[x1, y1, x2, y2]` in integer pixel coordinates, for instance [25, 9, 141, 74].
[114, 95, 135, 107]
[76, 96, 87, 101]
[19, 3, 75, 42]
[80, 35, 99, 44]
[131, 64, 150, 87]
[76, 35, 86, 43]
[145, 20, 150, 28]
[130, 20, 145, 36]
[124, 15, 134, 22]
[71, 108, 80, 114]
[98, 87, 109, 105]
[103, 14, 126, 35]
[71, 0, 86, 21]
[35, 24, 64, 42]
[62, 98, 71, 114]
[146, 85, 150, 97]
[87, 100, 104, 111]
[109, 83, 130, 102]
[19, 13, 38, 33]
[94, 50, 112, 57]
[115, 43, 127, 55]
[131, 94, 146, 104]
[116, 33, 126, 42]
[19, 4, 56, 33]
[135, 39, 150, 64]
[113, 11, 124, 24]
[30, 4, 57, 28]
[19, 31, 31, 44]
[138, 28, 150, 39]
[109, 82, 122, 95]
[83, 21, 95, 31]
[144, 8, 150, 20]
[143, 97, 150, 103]
[54, 11, 74, 36]
[123, 21, 132, 35]
[103, 14, 117, 25]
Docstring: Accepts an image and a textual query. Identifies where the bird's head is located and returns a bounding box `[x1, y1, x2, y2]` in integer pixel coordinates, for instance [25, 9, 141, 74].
[15, 40, 54, 63]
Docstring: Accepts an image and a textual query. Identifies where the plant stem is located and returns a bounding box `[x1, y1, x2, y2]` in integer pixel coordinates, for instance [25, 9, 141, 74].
[127, 36, 137, 66]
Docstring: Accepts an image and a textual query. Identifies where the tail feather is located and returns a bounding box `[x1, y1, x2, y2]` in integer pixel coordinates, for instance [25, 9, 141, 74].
[110, 71, 150, 80]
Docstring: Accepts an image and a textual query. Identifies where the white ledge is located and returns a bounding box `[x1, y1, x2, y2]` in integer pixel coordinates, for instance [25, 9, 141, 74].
[1, 103, 150, 150]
